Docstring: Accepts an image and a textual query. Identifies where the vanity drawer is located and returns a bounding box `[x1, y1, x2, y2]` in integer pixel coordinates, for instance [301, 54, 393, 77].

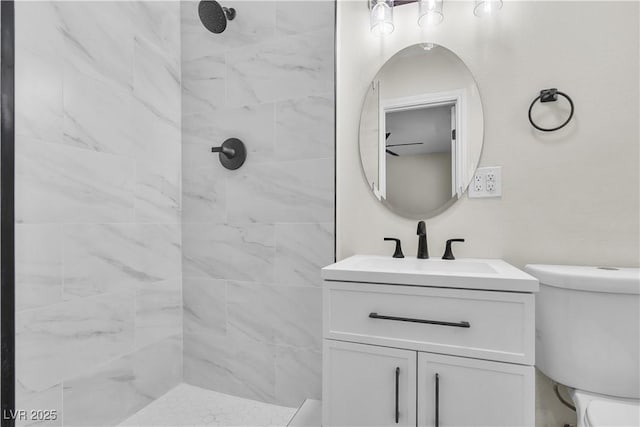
[323, 281, 534, 365]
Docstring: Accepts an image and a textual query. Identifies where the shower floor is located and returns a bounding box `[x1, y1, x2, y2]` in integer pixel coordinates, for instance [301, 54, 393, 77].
[119, 383, 297, 427]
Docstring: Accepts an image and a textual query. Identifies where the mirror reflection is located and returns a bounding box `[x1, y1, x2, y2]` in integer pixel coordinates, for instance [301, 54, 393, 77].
[359, 43, 484, 219]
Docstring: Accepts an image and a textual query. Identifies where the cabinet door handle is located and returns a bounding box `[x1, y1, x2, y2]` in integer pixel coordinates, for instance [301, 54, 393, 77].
[369, 312, 471, 328]
[435, 373, 440, 427]
[395, 367, 400, 424]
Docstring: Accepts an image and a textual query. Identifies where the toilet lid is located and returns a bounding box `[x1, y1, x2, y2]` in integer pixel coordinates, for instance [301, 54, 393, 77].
[586, 400, 640, 427]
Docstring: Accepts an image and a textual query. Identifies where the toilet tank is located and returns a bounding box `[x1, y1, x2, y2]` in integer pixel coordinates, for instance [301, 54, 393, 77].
[525, 264, 640, 399]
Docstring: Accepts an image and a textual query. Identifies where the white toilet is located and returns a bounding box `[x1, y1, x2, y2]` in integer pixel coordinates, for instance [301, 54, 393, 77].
[525, 264, 640, 427]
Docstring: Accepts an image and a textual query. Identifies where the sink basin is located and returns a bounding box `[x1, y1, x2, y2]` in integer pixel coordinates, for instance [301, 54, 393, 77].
[362, 257, 498, 274]
[322, 255, 538, 292]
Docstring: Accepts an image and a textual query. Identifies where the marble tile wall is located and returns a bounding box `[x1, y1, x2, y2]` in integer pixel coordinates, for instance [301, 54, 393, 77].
[180, 0, 335, 408]
[14, 2, 182, 425]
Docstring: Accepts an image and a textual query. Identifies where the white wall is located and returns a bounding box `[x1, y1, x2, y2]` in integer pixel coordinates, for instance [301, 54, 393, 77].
[336, 1, 639, 426]
[337, 0, 639, 267]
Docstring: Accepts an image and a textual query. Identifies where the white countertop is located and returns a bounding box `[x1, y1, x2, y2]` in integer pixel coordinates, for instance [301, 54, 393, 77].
[322, 255, 539, 292]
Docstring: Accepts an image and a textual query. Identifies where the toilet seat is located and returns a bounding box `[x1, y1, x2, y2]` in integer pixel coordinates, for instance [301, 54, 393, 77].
[585, 400, 640, 427]
[571, 389, 640, 427]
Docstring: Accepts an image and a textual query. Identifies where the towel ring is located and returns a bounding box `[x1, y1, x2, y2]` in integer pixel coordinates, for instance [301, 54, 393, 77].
[528, 88, 574, 132]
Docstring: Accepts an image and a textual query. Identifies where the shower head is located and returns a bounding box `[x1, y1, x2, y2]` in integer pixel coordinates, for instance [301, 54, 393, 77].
[198, 0, 236, 34]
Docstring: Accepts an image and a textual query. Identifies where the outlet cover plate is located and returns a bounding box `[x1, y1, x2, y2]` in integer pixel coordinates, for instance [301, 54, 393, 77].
[469, 166, 502, 198]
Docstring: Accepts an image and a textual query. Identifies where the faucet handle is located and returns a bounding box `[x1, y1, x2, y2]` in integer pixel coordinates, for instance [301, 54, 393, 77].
[384, 238, 405, 258]
[442, 239, 465, 260]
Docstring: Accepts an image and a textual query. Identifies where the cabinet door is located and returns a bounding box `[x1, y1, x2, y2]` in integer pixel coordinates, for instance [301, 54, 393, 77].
[417, 352, 534, 427]
[323, 340, 417, 427]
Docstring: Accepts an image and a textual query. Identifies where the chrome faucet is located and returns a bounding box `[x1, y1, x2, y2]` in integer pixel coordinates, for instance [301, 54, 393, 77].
[417, 221, 429, 259]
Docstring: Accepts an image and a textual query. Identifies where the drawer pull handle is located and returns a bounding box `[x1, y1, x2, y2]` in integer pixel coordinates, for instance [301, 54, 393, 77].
[435, 373, 440, 427]
[369, 312, 471, 328]
[395, 367, 400, 423]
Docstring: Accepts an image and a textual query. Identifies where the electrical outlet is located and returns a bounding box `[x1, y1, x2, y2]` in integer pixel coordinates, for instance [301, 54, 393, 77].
[474, 174, 483, 192]
[469, 166, 502, 198]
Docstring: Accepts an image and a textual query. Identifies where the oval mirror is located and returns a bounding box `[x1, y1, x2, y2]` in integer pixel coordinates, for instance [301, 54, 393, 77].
[359, 43, 484, 219]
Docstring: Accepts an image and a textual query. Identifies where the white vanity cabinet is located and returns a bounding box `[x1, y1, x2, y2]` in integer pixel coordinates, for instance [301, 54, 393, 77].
[323, 340, 417, 426]
[321, 256, 538, 427]
[416, 352, 534, 427]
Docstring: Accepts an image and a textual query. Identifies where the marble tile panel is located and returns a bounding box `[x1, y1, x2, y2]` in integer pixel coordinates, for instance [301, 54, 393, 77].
[182, 223, 275, 282]
[226, 158, 334, 223]
[275, 222, 334, 287]
[14, 2, 184, 425]
[132, 96, 181, 165]
[180, 0, 276, 61]
[63, 356, 146, 427]
[63, 68, 135, 156]
[275, 346, 322, 407]
[135, 279, 182, 349]
[178, 0, 335, 409]
[275, 94, 334, 161]
[15, 224, 63, 311]
[15, 138, 135, 224]
[14, 0, 64, 150]
[134, 159, 182, 224]
[58, 1, 134, 90]
[130, 334, 182, 400]
[226, 28, 334, 107]
[15, 50, 63, 143]
[139, 224, 182, 283]
[183, 278, 227, 337]
[227, 281, 322, 350]
[15, 381, 62, 427]
[62, 224, 143, 299]
[182, 53, 226, 115]
[182, 163, 227, 223]
[132, 99, 181, 224]
[276, 0, 335, 35]
[180, 1, 219, 62]
[184, 331, 277, 404]
[15, 1, 63, 59]
[183, 333, 229, 397]
[222, 0, 277, 46]
[131, 1, 181, 61]
[16, 292, 135, 392]
[63, 335, 181, 426]
[183, 103, 276, 163]
[133, 36, 181, 127]
[63, 222, 180, 299]
[182, 137, 219, 171]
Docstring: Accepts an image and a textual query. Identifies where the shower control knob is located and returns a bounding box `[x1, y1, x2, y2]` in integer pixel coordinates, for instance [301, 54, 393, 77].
[211, 138, 246, 170]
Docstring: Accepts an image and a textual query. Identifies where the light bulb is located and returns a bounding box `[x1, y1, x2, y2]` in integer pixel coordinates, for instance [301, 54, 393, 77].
[418, 0, 444, 27]
[474, 0, 503, 17]
[370, 0, 394, 36]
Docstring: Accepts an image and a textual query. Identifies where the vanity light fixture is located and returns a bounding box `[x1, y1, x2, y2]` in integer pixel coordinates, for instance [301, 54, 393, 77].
[473, 0, 503, 17]
[418, 0, 444, 27]
[370, 0, 502, 35]
[370, 0, 395, 36]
